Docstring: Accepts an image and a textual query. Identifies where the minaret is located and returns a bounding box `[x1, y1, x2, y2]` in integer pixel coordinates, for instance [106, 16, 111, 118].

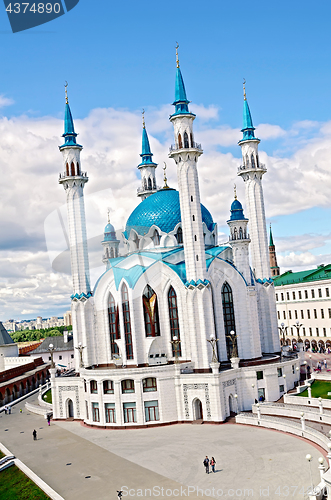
[227, 186, 251, 284]
[137, 111, 158, 201]
[102, 210, 120, 265]
[168, 45, 206, 283]
[59, 84, 91, 297]
[269, 225, 280, 276]
[237, 81, 270, 280]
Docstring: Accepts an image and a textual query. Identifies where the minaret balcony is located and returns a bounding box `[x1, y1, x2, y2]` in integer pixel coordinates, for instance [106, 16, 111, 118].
[59, 171, 88, 180]
[237, 163, 267, 174]
[137, 186, 161, 195]
[169, 142, 202, 153]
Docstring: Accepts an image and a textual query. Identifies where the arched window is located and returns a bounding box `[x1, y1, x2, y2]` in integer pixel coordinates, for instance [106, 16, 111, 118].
[109, 293, 120, 356]
[245, 154, 249, 166]
[66, 163, 69, 176]
[90, 380, 98, 394]
[251, 154, 255, 168]
[153, 178, 156, 189]
[190, 133, 194, 148]
[121, 379, 134, 393]
[239, 227, 243, 239]
[184, 131, 189, 148]
[221, 282, 237, 360]
[178, 133, 183, 149]
[143, 377, 157, 392]
[148, 177, 152, 190]
[256, 154, 259, 168]
[176, 227, 183, 244]
[152, 229, 160, 246]
[144, 178, 147, 190]
[71, 162, 75, 176]
[110, 247, 114, 259]
[233, 227, 237, 240]
[122, 284, 133, 359]
[168, 287, 181, 357]
[192, 215, 195, 221]
[143, 285, 160, 337]
[76, 162, 80, 175]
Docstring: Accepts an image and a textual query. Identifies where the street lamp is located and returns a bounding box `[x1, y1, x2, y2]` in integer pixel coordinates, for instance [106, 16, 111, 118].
[48, 343, 55, 369]
[226, 330, 238, 358]
[75, 342, 85, 368]
[207, 335, 219, 363]
[278, 322, 288, 345]
[306, 454, 315, 496]
[293, 320, 303, 339]
[170, 336, 181, 364]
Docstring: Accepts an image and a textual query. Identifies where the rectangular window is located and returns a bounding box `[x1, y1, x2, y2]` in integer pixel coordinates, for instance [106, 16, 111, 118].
[258, 388, 265, 400]
[276, 294, 278, 301]
[307, 310, 310, 319]
[295, 310, 298, 319]
[90, 380, 98, 394]
[309, 327, 312, 336]
[299, 291, 302, 299]
[105, 403, 116, 423]
[318, 289, 322, 298]
[59, 355, 62, 360]
[286, 292, 290, 300]
[256, 371, 264, 380]
[123, 402, 137, 423]
[84, 379, 87, 392]
[292, 291, 296, 300]
[316, 328, 319, 337]
[323, 328, 326, 337]
[321, 309, 324, 319]
[326, 288, 329, 297]
[290, 327, 293, 334]
[301, 310, 304, 319]
[279, 385, 285, 393]
[303, 327, 306, 335]
[92, 402, 100, 422]
[283, 311, 286, 320]
[305, 290, 308, 299]
[289, 310, 292, 320]
[85, 401, 89, 420]
[103, 380, 114, 394]
[329, 308, 331, 319]
[277, 311, 280, 320]
[71, 354, 74, 359]
[314, 309, 317, 319]
[143, 378, 157, 392]
[281, 293, 284, 301]
[311, 290, 315, 298]
[144, 400, 159, 422]
[277, 367, 283, 377]
[121, 379, 135, 394]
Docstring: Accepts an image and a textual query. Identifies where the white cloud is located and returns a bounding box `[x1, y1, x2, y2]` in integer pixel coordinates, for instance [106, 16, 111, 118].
[0, 95, 14, 108]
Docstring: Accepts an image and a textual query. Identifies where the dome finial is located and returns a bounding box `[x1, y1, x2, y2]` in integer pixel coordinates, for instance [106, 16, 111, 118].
[175, 42, 180, 68]
[65, 81, 69, 104]
[234, 183, 237, 200]
[107, 208, 110, 224]
[142, 108, 145, 129]
[163, 162, 169, 188]
[243, 78, 246, 101]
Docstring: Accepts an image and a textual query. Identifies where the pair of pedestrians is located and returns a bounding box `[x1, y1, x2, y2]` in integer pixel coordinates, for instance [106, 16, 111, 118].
[203, 456, 216, 474]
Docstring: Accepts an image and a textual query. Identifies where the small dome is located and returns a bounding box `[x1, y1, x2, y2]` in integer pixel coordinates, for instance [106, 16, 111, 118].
[231, 199, 243, 211]
[125, 188, 214, 237]
[229, 198, 247, 221]
[104, 222, 115, 234]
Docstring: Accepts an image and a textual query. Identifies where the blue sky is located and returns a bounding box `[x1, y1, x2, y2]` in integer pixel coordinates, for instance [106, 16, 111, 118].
[1, 0, 331, 319]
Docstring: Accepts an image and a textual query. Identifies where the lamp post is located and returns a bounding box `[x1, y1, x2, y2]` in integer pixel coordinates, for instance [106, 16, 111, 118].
[306, 454, 315, 496]
[256, 402, 261, 420]
[207, 335, 219, 363]
[303, 360, 307, 380]
[226, 330, 238, 358]
[234, 393, 239, 413]
[293, 320, 303, 339]
[252, 383, 258, 402]
[278, 322, 288, 345]
[170, 336, 181, 364]
[48, 343, 55, 369]
[301, 412, 306, 431]
[318, 397, 323, 415]
[307, 383, 312, 398]
[75, 342, 85, 368]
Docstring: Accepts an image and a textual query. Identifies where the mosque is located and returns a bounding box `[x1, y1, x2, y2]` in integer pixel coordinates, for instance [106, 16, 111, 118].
[51, 50, 300, 426]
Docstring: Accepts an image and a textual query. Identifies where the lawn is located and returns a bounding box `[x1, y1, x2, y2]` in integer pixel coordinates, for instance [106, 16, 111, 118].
[42, 389, 52, 404]
[298, 380, 331, 399]
[0, 464, 51, 499]
[0, 451, 4, 459]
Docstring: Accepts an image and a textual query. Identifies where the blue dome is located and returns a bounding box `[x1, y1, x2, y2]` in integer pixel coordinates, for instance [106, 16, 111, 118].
[105, 223, 115, 233]
[229, 198, 247, 221]
[125, 188, 214, 237]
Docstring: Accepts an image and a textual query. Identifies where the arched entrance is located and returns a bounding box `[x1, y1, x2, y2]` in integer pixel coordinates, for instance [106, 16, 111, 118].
[192, 398, 203, 421]
[229, 394, 237, 415]
[66, 399, 74, 418]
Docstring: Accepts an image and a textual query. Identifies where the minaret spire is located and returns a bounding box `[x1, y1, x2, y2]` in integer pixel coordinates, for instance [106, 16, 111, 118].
[137, 112, 158, 201]
[269, 224, 280, 276]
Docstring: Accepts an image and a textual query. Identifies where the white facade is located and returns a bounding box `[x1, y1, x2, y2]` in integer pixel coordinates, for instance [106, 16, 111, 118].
[51, 61, 295, 427]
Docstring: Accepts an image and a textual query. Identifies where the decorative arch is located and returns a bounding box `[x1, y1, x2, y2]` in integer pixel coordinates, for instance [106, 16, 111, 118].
[76, 162, 80, 175]
[176, 226, 183, 244]
[190, 133, 194, 148]
[122, 283, 134, 360]
[192, 397, 203, 420]
[148, 177, 152, 190]
[144, 178, 147, 190]
[66, 162, 69, 176]
[178, 133, 183, 149]
[110, 247, 114, 259]
[184, 131, 189, 148]
[143, 285, 160, 337]
[168, 286, 181, 357]
[221, 282, 237, 360]
[109, 293, 120, 356]
[71, 162, 75, 176]
[239, 227, 243, 239]
[251, 154, 255, 168]
[152, 229, 160, 246]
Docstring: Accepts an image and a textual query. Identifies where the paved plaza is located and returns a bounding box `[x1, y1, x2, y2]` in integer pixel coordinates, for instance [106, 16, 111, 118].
[0, 393, 325, 499]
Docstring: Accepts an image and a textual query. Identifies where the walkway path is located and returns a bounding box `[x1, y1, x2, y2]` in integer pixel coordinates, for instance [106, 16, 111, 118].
[0, 393, 324, 499]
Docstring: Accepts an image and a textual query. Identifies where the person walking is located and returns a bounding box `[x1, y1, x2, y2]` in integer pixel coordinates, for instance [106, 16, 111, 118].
[203, 456, 209, 474]
[32, 429, 37, 441]
[117, 491, 123, 499]
[4, 406, 7, 415]
[210, 457, 216, 473]
[8, 406, 11, 414]
[47, 414, 51, 426]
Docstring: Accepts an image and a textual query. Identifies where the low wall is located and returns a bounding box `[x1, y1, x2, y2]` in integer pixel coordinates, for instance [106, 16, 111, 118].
[284, 393, 331, 410]
[252, 403, 331, 425]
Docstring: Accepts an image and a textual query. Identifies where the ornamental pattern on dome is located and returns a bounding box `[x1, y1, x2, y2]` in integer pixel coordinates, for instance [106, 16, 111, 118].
[124, 188, 214, 238]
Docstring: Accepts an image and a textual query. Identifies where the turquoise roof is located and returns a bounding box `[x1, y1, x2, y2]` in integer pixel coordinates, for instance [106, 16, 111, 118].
[171, 67, 195, 118]
[239, 99, 258, 143]
[60, 102, 82, 148]
[269, 226, 274, 247]
[138, 126, 157, 168]
[228, 198, 247, 221]
[124, 188, 214, 238]
[104, 222, 118, 242]
[273, 264, 331, 286]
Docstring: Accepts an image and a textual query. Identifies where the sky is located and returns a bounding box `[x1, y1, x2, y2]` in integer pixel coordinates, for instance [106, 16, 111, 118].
[1, 0, 331, 320]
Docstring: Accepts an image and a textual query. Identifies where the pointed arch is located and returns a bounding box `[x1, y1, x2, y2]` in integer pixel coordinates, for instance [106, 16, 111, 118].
[184, 131, 189, 148]
[76, 162, 80, 175]
[221, 282, 237, 360]
[122, 283, 134, 359]
[152, 229, 160, 246]
[110, 247, 114, 258]
[190, 133, 194, 148]
[251, 154, 255, 168]
[178, 133, 183, 149]
[148, 177, 152, 190]
[143, 285, 160, 337]
[233, 227, 237, 240]
[176, 226, 183, 244]
[144, 178, 147, 190]
[153, 178, 156, 189]
[168, 286, 181, 357]
[239, 227, 243, 239]
[66, 163, 69, 176]
[108, 293, 120, 356]
[71, 162, 75, 176]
